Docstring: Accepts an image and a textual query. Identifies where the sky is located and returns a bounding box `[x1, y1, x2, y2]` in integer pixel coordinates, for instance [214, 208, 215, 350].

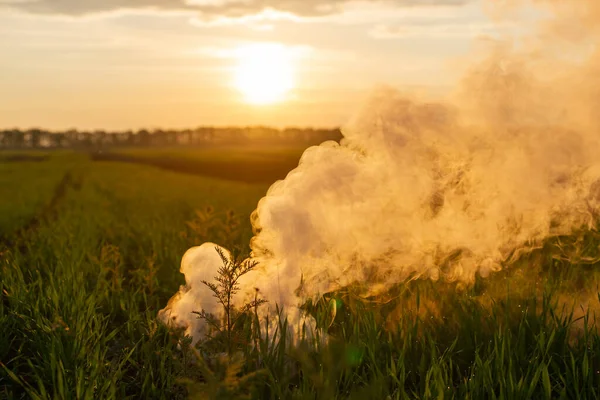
[0, 0, 536, 130]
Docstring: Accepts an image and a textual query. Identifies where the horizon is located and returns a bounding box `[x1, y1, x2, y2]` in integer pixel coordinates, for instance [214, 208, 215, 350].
[0, 124, 342, 133]
[0, 0, 540, 130]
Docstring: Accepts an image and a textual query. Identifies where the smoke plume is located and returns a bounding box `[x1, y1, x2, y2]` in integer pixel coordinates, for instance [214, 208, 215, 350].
[159, 0, 600, 343]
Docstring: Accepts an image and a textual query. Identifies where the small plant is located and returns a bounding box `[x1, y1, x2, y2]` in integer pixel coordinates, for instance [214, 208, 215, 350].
[185, 206, 217, 241]
[193, 247, 267, 356]
[131, 252, 159, 296]
[178, 348, 266, 400]
[91, 243, 123, 292]
[185, 207, 242, 250]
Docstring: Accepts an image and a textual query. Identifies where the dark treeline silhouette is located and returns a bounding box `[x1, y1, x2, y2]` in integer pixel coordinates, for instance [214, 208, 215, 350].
[0, 126, 343, 150]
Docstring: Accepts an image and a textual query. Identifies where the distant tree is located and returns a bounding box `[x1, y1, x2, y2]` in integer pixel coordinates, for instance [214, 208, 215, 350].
[152, 129, 165, 146]
[136, 129, 150, 146]
[166, 130, 177, 145]
[119, 130, 131, 146]
[10, 129, 24, 148]
[50, 132, 65, 148]
[0, 125, 342, 149]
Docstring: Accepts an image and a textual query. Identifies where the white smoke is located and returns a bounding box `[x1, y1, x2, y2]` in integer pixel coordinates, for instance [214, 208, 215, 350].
[158, 243, 228, 340]
[159, 0, 600, 344]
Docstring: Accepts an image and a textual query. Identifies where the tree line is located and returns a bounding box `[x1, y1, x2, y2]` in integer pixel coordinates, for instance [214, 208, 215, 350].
[0, 127, 343, 150]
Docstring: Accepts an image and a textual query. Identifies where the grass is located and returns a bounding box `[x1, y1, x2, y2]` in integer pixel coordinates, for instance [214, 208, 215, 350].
[92, 145, 310, 183]
[0, 152, 75, 237]
[110, 145, 309, 162]
[2, 150, 600, 399]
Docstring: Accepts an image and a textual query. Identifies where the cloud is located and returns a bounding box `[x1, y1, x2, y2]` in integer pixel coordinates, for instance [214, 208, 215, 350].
[1, 0, 195, 15]
[192, 41, 313, 60]
[369, 21, 514, 39]
[1, 0, 471, 19]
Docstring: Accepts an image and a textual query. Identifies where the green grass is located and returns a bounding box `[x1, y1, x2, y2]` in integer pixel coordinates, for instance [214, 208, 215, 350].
[0, 152, 75, 237]
[111, 145, 308, 162]
[93, 145, 309, 183]
[2, 152, 600, 399]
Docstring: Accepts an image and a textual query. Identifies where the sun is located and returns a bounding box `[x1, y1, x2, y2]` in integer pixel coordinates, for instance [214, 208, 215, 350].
[234, 43, 295, 105]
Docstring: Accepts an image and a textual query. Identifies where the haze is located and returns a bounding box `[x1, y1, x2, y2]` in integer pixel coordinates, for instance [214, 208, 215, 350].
[0, 0, 538, 130]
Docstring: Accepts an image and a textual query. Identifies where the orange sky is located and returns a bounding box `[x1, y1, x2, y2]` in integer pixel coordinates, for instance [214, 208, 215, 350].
[0, 0, 538, 130]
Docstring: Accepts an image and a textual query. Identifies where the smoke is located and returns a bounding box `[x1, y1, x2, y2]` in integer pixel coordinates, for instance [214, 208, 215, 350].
[158, 243, 228, 340]
[159, 0, 600, 343]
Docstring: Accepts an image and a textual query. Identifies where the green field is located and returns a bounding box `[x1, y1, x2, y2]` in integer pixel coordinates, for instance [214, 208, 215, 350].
[92, 145, 309, 183]
[2, 149, 600, 399]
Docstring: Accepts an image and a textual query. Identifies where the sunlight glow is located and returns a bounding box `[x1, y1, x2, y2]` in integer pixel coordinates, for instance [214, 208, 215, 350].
[234, 43, 295, 105]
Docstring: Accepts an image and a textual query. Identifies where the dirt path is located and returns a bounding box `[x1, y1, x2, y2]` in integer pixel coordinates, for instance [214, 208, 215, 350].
[0, 171, 81, 252]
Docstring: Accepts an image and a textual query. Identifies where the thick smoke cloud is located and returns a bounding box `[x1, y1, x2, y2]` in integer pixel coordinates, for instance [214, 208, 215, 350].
[160, 0, 600, 343]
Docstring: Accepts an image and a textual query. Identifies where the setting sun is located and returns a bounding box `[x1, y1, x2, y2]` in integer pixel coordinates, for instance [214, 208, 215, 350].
[234, 43, 295, 105]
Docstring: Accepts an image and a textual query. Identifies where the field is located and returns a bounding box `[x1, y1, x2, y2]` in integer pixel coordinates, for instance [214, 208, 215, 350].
[91, 145, 308, 183]
[2, 148, 600, 399]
